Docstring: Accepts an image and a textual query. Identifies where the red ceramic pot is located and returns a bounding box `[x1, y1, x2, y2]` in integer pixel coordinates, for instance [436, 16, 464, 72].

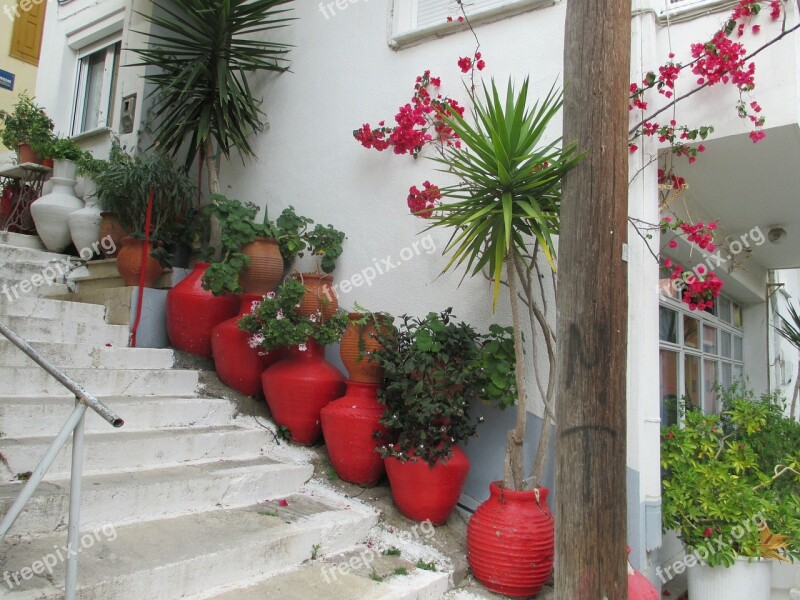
[167, 262, 239, 358]
[320, 381, 387, 486]
[628, 546, 658, 600]
[261, 340, 345, 445]
[384, 446, 470, 525]
[467, 482, 554, 597]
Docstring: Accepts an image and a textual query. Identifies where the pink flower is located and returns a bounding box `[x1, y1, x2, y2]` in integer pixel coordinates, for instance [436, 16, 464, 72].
[309, 313, 317, 323]
[669, 240, 678, 248]
[457, 57, 472, 73]
[298, 343, 307, 352]
[749, 130, 766, 143]
[278, 499, 289, 507]
[248, 334, 264, 349]
[276, 309, 284, 320]
[266, 291, 276, 299]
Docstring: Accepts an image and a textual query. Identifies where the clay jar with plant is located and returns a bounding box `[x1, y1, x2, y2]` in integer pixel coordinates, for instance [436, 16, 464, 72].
[372, 308, 516, 524]
[0, 92, 54, 164]
[238, 279, 349, 445]
[291, 222, 346, 319]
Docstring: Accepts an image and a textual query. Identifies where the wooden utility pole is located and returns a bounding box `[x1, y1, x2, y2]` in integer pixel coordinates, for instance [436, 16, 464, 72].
[556, 0, 631, 597]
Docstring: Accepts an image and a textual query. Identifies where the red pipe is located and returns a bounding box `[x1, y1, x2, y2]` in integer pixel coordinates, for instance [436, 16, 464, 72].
[129, 188, 154, 347]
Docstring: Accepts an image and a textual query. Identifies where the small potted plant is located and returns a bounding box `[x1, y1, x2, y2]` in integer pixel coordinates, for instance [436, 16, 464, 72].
[33, 135, 84, 177]
[661, 383, 800, 600]
[291, 222, 346, 319]
[372, 308, 516, 524]
[0, 92, 54, 165]
[238, 278, 350, 445]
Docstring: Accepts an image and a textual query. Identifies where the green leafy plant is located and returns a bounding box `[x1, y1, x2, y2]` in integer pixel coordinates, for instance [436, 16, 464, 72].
[0, 92, 54, 151]
[238, 278, 349, 350]
[34, 136, 84, 162]
[775, 302, 800, 419]
[415, 559, 436, 572]
[383, 547, 401, 556]
[301, 224, 346, 274]
[661, 385, 800, 566]
[373, 308, 516, 466]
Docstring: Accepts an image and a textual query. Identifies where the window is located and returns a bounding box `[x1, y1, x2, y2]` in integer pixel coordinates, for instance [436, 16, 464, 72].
[391, 0, 552, 46]
[658, 297, 744, 423]
[10, 0, 46, 65]
[71, 40, 121, 136]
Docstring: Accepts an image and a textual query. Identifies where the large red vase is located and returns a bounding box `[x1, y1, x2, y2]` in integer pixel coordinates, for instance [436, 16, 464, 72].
[167, 262, 239, 358]
[320, 381, 387, 486]
[210, 294, 285, 397]
[384, 446, 470, 525]
[467, 482, 554, 597]
[261, 340, 345, 445]
[628, 547, 658, 600]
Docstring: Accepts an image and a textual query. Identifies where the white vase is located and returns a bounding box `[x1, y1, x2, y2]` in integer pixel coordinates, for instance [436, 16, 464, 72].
[687, 557, 771, 600]
[31, 160, 84, 252]
[52, 159, 78, 181]
[68, 179, 102, 256]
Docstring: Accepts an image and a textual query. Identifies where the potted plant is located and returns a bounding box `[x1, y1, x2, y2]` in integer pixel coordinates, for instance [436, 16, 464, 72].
[238, 278, 349, 445]
[92, 146, 196, 286]
[371, 308, 516, 525]
[0, 92, 54, 164]
[291, 223, 346, 319]
[319, 306, 394, 487]
[661, 383, 800, 600]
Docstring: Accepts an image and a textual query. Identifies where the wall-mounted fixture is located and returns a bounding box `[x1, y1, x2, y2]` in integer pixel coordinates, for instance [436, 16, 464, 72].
[120, 94, 137, 135]
[768, 227, 787, 244]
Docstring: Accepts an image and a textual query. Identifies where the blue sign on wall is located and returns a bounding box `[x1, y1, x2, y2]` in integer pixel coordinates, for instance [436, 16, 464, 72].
[0, 69, 14, 91]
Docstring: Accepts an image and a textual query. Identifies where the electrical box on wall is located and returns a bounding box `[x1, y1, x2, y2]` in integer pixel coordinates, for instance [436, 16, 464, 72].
[120, 94, 136, 134]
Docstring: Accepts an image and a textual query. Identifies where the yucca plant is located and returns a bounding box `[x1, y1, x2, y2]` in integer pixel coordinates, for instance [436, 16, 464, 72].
[776, 302, 800, 419]
[423, 78, 582, 490]
[133, 0, 294, 190]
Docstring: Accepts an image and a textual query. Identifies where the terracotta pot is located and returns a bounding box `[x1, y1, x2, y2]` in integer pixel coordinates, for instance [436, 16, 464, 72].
[467, 482, 554, 597]
[42, 158, 54, 169]
[628, 546, 658, 600]
[98, 212, 127, 258]
[239, 237, 283, 294]
[211, 294, 285, 397]
[339, 313, 391, 383]
[320, 381, 388, 486]
[17, 143, 42, 165]
[292, 272, 338, 320]
[384, 446, 470, 525]
[261, 339, 345, 445]
[116, 237, 164, 287]
[167, 262, 239, 358]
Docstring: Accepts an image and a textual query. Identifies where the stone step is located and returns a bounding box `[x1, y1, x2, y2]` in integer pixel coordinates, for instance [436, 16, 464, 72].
[0, 315, 128, 345]
[0, 366, 197, 397]
[0, 492, 377, 599]
[0, 231, 45, 251]
[0, 241, 70, 264]
[0, 340, 173, 370]
[0, 295, 107, 322]
[0, 425, 269, 480]
[0, 457, 314, 536]
[0, 395, 232, 437]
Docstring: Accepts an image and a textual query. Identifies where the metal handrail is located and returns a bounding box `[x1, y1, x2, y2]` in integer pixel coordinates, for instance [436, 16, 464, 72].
[0, 319, 124, 600]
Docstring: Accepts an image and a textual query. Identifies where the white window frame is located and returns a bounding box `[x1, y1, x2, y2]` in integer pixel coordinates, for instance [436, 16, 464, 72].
[390, 0, 556, 49]
[659, 295, 744, 426]
[70, 36, 122, 137]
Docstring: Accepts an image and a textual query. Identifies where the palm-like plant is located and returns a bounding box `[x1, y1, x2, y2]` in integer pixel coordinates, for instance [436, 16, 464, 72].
[134, 0, 294, 189]
[776, 302, 800, 419]
[424, 79, 582, 490]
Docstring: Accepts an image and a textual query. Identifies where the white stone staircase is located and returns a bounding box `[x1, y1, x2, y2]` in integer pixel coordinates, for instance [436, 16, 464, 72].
[0, 238, 451, 599]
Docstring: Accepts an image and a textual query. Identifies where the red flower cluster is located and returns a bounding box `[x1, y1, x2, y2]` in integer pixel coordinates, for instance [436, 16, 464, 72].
[407, 181, 441, 218]
[353, 71, 465, 157]
[691, 32, 752, 89]
[458, 52, 486, 74]
[658, 169, 686, 190]
[678, 220, 717, 252]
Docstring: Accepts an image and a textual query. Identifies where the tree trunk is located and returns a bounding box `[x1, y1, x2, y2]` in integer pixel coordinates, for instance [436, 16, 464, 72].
[556, 0, 631, 597]
[503, 250, 527, 491]
[790, 361, 800, 420]
[204, 137, 223, 260]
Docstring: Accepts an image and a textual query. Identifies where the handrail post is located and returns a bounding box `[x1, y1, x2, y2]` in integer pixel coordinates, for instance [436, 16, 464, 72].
[64, 397, 86, 600]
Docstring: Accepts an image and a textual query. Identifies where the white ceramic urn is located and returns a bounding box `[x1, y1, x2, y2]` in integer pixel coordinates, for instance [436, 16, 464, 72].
[31, 159, 84, 252]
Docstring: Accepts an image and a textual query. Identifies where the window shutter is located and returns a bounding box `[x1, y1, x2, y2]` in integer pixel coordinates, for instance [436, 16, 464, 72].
[10, 1, 46, 66]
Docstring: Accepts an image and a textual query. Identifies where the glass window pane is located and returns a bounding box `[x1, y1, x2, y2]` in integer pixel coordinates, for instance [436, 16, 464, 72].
[684, 316, 699, 349]
[733, 336, 743, 361]
[660, 306, 678, 343]
[732, 363, 744, 383]
[684, 354, 701, 412]
[718, 298, 732, 323]
[660, 350, 679, 427]
[703, 360, 718, 414]
[81, 50, 106, 133]
[721, 362, 732, 390]
[703, 326, 718, 354]
[733, 303, 743, 328]
[721, 332, 732, 358]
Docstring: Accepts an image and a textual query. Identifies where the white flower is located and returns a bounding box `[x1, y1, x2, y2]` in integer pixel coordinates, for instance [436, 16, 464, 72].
[298, 343, 308, 352]
[309, 313, 317, 323]
[249, 302, 259, 313]
[248, 333, 264, 349]
[266, 292, 276, 299]
[295, 303, 301, 308]
[276, 309, 284, 320]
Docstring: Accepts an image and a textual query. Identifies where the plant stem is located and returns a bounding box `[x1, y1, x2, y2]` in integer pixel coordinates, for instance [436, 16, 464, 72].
[790, 362, 799, 420]
[503, 250, 527, 491]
